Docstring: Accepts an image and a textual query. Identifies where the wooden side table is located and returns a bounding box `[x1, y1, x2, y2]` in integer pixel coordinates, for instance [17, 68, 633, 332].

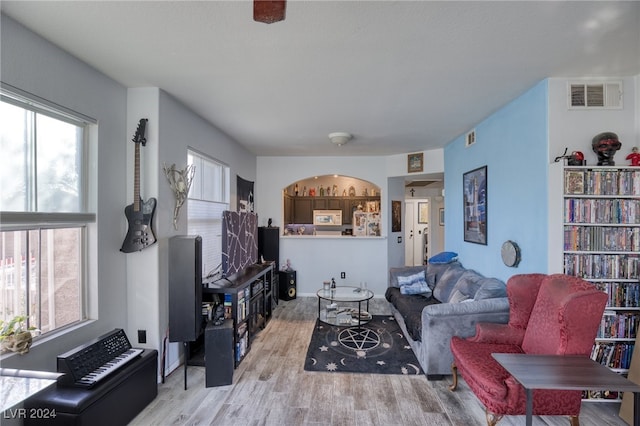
[492, 353, 640, 426]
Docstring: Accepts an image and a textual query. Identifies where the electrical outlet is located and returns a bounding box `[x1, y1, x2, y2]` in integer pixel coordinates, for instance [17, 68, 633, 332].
[340, 272, 346, 279]
[138, 330, 146, 344]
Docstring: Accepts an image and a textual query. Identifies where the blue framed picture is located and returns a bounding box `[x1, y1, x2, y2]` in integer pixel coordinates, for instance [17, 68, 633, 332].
[463, 166, 487, 245]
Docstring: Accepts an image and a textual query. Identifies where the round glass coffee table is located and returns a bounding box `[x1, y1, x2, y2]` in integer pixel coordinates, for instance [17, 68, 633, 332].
[317, 286, 374, 327]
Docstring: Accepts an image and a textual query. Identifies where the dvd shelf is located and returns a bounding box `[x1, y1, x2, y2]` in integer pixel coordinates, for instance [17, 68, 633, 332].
[204, 262, 275, 367]
[592, 342, 635, 370]
[562, 165, 640, 402]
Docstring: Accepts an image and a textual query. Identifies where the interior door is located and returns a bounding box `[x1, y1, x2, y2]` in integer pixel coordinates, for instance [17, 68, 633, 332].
[404, 201, 415, 266]
[405, 200, 428, 266]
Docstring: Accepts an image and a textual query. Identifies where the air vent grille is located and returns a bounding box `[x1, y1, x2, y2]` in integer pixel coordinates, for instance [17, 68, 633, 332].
[569, 81, 622, 109]
[465, 130, 476, 147]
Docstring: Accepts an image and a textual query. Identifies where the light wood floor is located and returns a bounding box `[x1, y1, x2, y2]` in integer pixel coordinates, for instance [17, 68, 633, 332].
[131, 297, 628, 425]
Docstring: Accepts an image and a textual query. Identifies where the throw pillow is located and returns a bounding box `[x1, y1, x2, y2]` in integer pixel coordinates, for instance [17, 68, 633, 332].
[428, 251, 458, 264]
[389, 266, 427, 288]
[400, 281, 431, 296]
[397, 271, 431, 296]
[396, 271, 424, 286]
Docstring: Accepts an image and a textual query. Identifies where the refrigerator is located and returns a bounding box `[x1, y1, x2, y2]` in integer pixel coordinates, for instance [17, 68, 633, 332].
[353, 212, 381, 236]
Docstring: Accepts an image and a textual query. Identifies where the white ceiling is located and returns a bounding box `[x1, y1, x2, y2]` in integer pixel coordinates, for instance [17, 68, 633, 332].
[2, 1, 639, 157]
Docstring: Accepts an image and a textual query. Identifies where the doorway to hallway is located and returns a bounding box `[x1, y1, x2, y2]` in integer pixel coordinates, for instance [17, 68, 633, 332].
[404, 199, 428, 266]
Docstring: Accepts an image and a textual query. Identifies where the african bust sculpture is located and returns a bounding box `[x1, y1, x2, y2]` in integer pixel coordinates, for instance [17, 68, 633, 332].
[592, 132, 622, 166]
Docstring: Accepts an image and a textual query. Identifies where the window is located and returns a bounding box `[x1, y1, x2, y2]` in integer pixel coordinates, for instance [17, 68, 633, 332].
[187, 149, 229, 278]
[0, 85, 95, 338]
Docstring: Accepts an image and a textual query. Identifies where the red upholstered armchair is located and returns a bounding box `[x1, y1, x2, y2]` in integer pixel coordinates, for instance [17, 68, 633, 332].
[449, 273, 607, 426]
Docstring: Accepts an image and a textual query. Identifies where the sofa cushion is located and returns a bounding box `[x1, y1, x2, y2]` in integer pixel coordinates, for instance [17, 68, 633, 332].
[432, 262, 465, 302]
[389, 266, 428, 288]
[449, 289, 471, 303]
[428, 251, 458, 264]
[385, 287, 439, 341]
[425, 262, 457, 289]
[398, 271, 431, 296]
[450, 337, 523, 400]
[448, 270, 484, 302]
[474, 278, 507, 301]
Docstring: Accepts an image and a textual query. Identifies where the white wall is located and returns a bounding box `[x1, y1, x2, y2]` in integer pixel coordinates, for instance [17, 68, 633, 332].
[547, 77, 638, 165]
[125, 88, 161, 374]
[1, 15, 129, 371]
[636, 74, 640, 146]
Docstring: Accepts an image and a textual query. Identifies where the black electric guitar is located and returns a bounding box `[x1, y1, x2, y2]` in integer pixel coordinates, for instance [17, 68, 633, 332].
[121, 119, 157, 252]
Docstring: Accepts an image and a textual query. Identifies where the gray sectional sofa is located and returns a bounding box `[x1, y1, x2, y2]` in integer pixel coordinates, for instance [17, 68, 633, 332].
[385, 261, 509, 380]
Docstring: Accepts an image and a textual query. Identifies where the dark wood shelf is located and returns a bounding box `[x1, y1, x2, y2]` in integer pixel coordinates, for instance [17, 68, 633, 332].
[204, 262, 276, 368]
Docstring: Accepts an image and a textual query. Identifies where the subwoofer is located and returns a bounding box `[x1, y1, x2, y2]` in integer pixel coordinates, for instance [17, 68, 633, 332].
[278, 270, 296, 301]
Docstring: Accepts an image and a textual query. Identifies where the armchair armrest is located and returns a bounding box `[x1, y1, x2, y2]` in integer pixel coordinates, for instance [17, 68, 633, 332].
[467, 322, 526, 345]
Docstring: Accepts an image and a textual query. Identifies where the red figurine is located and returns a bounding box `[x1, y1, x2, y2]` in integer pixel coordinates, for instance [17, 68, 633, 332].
[627, 147, 640, 166]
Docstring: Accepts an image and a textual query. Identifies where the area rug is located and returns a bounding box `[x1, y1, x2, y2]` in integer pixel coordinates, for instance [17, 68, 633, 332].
[304, 315, 423, 375]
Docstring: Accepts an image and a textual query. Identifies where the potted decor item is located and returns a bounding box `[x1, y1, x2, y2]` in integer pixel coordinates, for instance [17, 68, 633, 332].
[0, 316, 37, 354]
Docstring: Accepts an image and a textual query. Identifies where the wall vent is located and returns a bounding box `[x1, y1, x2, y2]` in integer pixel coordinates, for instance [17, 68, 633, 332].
[465, 129, 476, 147]
[568, 81, 622, 109]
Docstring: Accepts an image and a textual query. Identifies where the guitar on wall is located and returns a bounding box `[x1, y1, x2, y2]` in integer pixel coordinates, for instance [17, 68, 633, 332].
[121, 118, 157, 253]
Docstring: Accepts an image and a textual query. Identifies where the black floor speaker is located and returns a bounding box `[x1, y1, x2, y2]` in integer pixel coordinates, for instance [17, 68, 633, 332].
[204, 319, 233, 387]
[278, 270, 296, 301]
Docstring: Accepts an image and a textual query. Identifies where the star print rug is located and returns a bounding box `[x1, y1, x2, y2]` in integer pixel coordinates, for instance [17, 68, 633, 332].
[304, 315, 424, 375]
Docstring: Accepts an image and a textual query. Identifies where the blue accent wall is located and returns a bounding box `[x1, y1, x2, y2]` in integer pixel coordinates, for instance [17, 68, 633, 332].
[444, 80, 548, 281]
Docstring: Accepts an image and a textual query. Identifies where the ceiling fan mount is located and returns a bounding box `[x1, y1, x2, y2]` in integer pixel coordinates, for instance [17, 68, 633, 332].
[254, 0, 287, 24]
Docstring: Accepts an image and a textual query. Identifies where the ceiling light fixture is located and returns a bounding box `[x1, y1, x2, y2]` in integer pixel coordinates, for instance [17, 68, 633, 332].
[329, 132, 352, 147]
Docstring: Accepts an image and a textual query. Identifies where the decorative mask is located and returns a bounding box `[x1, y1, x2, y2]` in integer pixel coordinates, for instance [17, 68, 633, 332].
[592, 132, 621, 166]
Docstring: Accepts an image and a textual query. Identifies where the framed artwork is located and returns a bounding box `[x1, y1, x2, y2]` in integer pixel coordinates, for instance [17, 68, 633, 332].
[418, 202, 429, 224]
[463, 166, 487, 245]
[407, 152, 424, 173]
[439, 208, 444, 226]
[391, 200, 402, 232]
